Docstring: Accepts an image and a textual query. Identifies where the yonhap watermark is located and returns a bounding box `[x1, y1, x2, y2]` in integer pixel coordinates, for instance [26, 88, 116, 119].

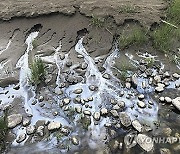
[124, 132, 180, 149]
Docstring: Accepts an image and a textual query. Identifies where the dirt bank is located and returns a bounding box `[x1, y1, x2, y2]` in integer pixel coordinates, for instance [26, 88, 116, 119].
[0, 0, 167, 27]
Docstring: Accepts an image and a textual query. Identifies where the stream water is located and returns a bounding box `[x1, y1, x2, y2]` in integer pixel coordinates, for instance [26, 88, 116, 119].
[0, 29, 179, 153]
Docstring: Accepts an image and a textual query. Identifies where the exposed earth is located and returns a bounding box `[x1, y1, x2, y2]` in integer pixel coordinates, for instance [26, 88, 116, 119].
[0, 0, 180, 154]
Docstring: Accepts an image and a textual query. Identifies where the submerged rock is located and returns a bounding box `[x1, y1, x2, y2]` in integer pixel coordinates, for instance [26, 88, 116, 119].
[26, 125, 36, 135]
[119, 112, 131, 127]
[136, 134, 154, 152]
[48, 121, 62, 131]
[16, 133, 26, 143]
[7, 114, 23, 128]
[71, 136, 79, 145]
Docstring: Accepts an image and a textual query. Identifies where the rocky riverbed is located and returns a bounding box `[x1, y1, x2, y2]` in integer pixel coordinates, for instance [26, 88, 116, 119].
[0, 1, 180, 154]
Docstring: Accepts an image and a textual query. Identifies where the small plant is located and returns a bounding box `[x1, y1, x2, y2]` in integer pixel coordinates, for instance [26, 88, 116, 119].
[118, 5, 139, 13]
[32, 40, 38, 49]
[145, 57, 155, 67]
[0, 116, 7, 153]
[91, 15, 104, 28]
[119, 28, 148, 49]
[30, 58, 46, 86]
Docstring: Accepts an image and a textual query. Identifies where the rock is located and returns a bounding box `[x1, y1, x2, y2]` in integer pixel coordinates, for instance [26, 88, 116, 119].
[113, 104, 120, 110]
[71, 136, 79, 145]
[159, 97, 165, 102]
[117, 101, 125, 108]
[48, 121, 62, 131]
[137, 101, 146, 108]
[164, 97, 172, 103]
[172, 97, 180, 111]
[26, 125, 36, 135]
[16, 133, 26, 143]
[173, 73, 180, 79]
[131, 74, 138, 89]
[31, 99, 37, 105]
[38, 96, 44, 102]
[100, 108, 108, 116]
[142, 81, 147, 89]
[7, 114, 23, 128]
[22, 118, 30, 127]
[66, 61, 72, 67]
[75, 106, 82, 113]
[63, 98, 71, 105]
[55, 87, 63, 95]
[110, 110, 119, 118]
[13, 84, 20, 90]
[88, 97, 93, 101]
[163, 71, 170, 78]
[138, 94, 145, 100]
[132, 120, 142, 132]
[81, 62, 88, 70]
[119, 112, 131, 127]
[83, 110, 91, 116]
[113, 140, 119, 150]
[136, 134, 154, 152]
[155, 83, 165, 92]
[160, 148, 171, 154]
[103, 73, 110, 79]
[163, 127, 172, 136]
[61, 127, 70, 135]
[37, 126, 44, 137]
[154, 75, 161, 82]
[74, 96, 81, 103]
[93, 112, 101, 121]
[89, 85, 98, 91]
[110, 99, 117, 105]
[73, 88, 83, 94]
[125, 82, 131, 89]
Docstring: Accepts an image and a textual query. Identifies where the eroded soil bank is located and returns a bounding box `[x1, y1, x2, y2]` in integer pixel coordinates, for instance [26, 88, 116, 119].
[0, 1, 180, 154]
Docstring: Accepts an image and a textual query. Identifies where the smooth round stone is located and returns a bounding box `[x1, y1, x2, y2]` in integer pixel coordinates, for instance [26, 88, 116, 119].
[138, 94, 145, 100]
[137, 101, 146, 108]
[63, 98, 71, 105]
[73, 88, 83, 94]
[93, 112, 101, 121]
[75, 106, 82, 113]
[117, 101, 125, 108]
[83, 110, 91, 116]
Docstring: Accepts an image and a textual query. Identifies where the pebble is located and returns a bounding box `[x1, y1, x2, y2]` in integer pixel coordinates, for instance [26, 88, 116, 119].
[83, 110, 91, 116]
[75, 106, 82, 113]
[63, 98, 71, 105]
[73, 88, 83, 94]
[137, 101, 146, 108]
[138, 94, 145, 100]
[119, 112, 131, 127]
[71, 136, 79, 145]
[93, 112, 101, 121]
[103, 73, 110, 79]
[100, 108, 108, 116]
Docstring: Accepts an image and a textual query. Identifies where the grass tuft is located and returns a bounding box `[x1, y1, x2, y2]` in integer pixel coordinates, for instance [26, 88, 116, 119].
[119, 28, 148, 49]
[91, 15, 104, 28]
[30, 58, 46, 86]
[0, 116, 8, 153]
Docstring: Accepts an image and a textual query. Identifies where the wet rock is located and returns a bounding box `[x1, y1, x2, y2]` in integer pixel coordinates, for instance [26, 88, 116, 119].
[63, 98, 71, 105]
[75, 106, 82, 113]
[137, 101, 146, 108]
[162, 127, 172, 136]
[83, 110, 91, 116]
[7, 114, 23, 128]
[22, 118, 30, 127]
[125, 82, 131, 89]
[160, 148, 171, 154]
[37, 126, 44, 137]
[93, 112, 101, 121]
[55, 87, 63, 95]
[173, 73, 180, 79]
[13, 84, 20, 90]
[31, 99, 37, 105]
[117, 101, 125, 108]
[110, 110, 119, 118]
[132, 120, 142, 132]
[71, 136, 79, 145]
[66, 61, 72, 67]
[103, 73, 110, 79]
[38, 96, 44, 102]
[48, 121, 62, 131]
[154, 75, 161, 83]
[89, 85, 98, 91]
[74, 96, 81, 103]
[61, 127, 70, 136]
[81, 62, 88, 70]
[110, 99, 117, 105]
[26, 125, 36, 135]
[113, 104, 120, 110]
[100, 108, 108, 116]
[155, 83, 165, 92]
[119, 112, 131, 127]
[73, 88, 83, 94]
[172, 97, 180, 111]
[136, 134, 154, 152]
[138, 94, 145, 100]
[131, 74, 138, 89]
[159, 97, 165, 102]
[164, 97, 172, 103]
[16, 133, 26, 143]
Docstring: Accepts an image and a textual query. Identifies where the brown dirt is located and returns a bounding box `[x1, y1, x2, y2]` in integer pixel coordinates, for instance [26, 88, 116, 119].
[0, 0, 167, 27]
